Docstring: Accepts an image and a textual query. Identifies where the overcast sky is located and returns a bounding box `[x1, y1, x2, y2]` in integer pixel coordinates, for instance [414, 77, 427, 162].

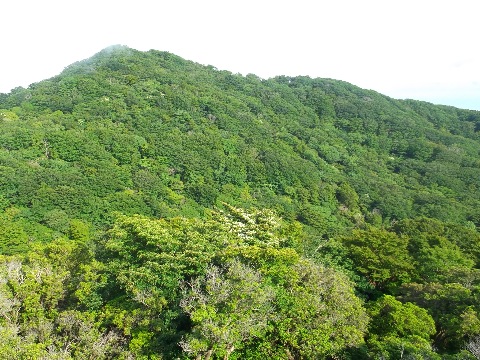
[2, 0, 479, 110]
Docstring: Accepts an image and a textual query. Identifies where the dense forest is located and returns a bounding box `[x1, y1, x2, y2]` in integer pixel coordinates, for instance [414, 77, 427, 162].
[0, 45, 479, 359]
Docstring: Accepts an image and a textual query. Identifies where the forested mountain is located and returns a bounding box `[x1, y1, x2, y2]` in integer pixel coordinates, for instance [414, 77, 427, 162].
[0, 45, 479, 359]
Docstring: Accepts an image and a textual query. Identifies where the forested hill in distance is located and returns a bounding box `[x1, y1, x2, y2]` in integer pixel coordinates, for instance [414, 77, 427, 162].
[2, 45, 480, 232]
[0, 45, 480, 359]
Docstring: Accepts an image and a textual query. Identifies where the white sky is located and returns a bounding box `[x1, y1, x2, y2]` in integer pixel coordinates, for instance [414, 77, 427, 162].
[2, 0, 479, 110]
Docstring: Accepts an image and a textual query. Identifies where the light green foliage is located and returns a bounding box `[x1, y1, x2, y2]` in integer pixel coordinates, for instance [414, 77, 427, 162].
[68, 218, 91, 242]
[105, 214, 227, 299]
[0, 240, 128, 359]
[412, 234, 476, 283]
[340, 227, 415, 290]
[102, 206, 368, 359]
[1, 46, 480, 358]
[180, 249, 368, 360]
[213, 203, 285, 247]
[103, 213, 232, 356]
[180, 260, 275, 360]
[215, 209, 368, 358]
[267, 259, 369, 359]
[0, 214, 29, 255]
[366, 295, 437, 359]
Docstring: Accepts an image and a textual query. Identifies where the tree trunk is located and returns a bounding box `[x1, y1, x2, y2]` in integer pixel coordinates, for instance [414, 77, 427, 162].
[204, 348, 213, 360]
[224, 345, 235, 360]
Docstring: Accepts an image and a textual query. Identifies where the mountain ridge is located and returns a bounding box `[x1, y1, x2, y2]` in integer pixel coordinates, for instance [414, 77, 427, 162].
[3, 45, 479, 113]
[1, 46, 479, 231]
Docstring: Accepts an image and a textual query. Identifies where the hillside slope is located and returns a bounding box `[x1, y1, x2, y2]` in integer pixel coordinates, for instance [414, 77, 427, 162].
[0, 46, 479, 359]
[1, 46, 480, 233]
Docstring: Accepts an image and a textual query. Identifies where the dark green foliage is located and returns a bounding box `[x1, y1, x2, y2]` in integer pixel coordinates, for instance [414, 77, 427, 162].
[1, 46, 480, 358]
[2, 46, 480, 231]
